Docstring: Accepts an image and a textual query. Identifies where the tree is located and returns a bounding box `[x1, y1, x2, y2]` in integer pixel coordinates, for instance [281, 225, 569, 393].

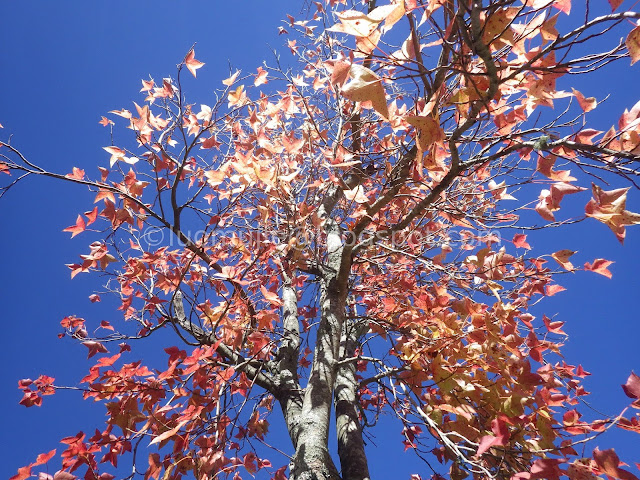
[2, 1, 640, 479]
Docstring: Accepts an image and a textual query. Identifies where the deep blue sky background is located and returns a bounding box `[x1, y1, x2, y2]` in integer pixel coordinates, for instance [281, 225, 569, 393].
[1, 2, 639, 480]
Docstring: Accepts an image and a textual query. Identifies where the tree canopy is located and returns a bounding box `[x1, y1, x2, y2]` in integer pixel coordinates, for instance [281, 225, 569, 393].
[2, 1, 640, 480]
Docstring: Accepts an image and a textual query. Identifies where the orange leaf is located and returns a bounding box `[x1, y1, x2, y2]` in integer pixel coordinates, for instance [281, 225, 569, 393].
[184, 49, 204, 78]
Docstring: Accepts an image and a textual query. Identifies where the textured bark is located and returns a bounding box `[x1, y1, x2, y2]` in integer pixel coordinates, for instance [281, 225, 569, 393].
[335, 322, 370, 480]
[276, 281, 304, 445]
[289, 219, 346, 480]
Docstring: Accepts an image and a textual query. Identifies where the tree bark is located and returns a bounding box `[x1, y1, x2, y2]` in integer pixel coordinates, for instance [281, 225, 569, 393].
[289, 219, 345, 480]
[334, 321, 370, 480]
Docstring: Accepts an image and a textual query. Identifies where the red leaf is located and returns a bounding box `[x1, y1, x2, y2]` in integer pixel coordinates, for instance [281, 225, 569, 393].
[543, 315, 566, 335]
[84, 207, 99, 226]
[184, 49, 204, 77]
[545, 284, 565, 296]
[622, 372, 640, 399]
[82, 341, 108, 359]
[9, 465, 33, 480]
[63, 215, 86, 238]
[88, 294, 101, 303]
[34, 450, 56, 466]
[584, 258, 613, 279]
[512, 233, 531, 250]
[96, 353, 120, 367]
[593, 448, 639, 480]
[100, 320, 114, 331]
[608, 0, 623, 10]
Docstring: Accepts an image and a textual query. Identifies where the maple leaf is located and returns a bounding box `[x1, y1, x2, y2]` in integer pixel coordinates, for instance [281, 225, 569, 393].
[254, 66, 268, 86]
[98, 116, 113, 127]
[84, 206, 98, 225]
[584, 258, 614, 278]
[63, 215, 86, 238]
[406, 115, 445, 153]
[9, 465, 32, 480]
[572, 88, 597, 112]
[593, 448, 639, 480]
[585, 184, 640, 243]
[103, 146, 126, 167]
[551, 249, 576, 271]
[222, 69, 240, 86]
[341, 64, 389, 119]
[343, 185, 369, 204]
[65, 167, 85, 181]
[260, 285, 283, 307]
[512, 234, 531, 250]
[535, 182, 586, 221]
[82, 341, 108, 359]
[150, 419, 189, 446]
[184, 49, 204, 77]
[536, 155, 571, 183]
[626, 26, 640, 65]
[622, 372, 640, 400]
[476, 417, 510, 456]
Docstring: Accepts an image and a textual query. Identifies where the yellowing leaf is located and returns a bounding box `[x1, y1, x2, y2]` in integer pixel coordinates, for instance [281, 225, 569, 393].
[551, 249, 576, 271]
[341, 64, 389, 119]
[626, 26, 640, 65]
[228, 85, 246, 107]
[405, 115, 444, 152]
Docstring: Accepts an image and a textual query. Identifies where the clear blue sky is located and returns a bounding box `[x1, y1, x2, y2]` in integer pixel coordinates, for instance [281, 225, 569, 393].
[1, 2, 639, 480]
